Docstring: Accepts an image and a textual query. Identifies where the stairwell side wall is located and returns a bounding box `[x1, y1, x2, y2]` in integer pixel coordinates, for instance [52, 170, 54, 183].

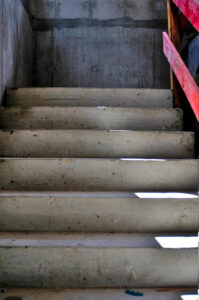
[0, 0, 34, 105]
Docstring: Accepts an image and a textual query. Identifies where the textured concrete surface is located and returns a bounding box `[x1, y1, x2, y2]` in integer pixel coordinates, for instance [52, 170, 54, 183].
[28, 0, 167, 20]
[25, 0, 169, 88]
[0, 159, 197, 191]
[0, 247, 197, 287]
[0, 0, 33, 105]
[0, 107, 183, 130]
[1, 232, 194, 248]
[7, 88, 173, 107]
[0, 196, 197, 232]
[34, 27, 169, 88]
[0, 288, 197, 300]
[0, 130, 194, 158]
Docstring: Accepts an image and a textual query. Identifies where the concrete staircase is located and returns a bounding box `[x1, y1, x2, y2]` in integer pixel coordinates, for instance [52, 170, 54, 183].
[0, 88, 198, 299]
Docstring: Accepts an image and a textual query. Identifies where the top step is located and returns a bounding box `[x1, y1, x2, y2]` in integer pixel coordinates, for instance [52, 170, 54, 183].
[7, 88, 173, 108]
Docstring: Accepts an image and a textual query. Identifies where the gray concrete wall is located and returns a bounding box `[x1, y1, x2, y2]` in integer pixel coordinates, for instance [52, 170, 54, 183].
[0, 0, 34, 105]
[29, 0, 170, 89]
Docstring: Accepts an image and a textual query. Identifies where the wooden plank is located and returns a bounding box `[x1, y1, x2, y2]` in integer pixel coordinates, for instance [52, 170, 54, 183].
[163, 32, 199, 120]
[167, 0, 181, 56]
[167, 0, 182, 108]
[172, 0, 199, 32]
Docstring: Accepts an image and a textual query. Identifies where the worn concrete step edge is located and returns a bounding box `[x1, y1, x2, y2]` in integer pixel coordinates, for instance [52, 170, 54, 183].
[0, 159, 198, 191]
[0, 247, 197, 288]
[0, 288, 197, 300]
[0, 130, 194, 158]
[0, 106, 183, 130]
[0, 232, 197, 248]
[0, 107, 182, 130]
[7, 88, 173, 108]
[0, 191, 197, 197]
[0, 196, 198, 232]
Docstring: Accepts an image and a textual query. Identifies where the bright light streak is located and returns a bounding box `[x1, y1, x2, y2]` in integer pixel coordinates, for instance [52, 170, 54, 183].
[181, 295, 199, 300]
[109, 130, 131, 132]
[120, 158, 166, 161]
[135, 192, 198, 199]
[156, 236, 198, 248]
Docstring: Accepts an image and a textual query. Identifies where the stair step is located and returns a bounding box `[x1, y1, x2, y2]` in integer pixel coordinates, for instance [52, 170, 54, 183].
[0, 107, 183, 130]
[7, 88, 173, 108]
[0, 159, 197, 191]
[0, 288, 197, 299]
[0, 246, 197, 287]
[0, 194, 197, 232]
[0, 130, 194, 158]
[1, 232, 196, 248]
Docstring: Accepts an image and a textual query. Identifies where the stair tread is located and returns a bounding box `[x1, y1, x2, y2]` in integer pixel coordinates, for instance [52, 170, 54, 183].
[0, 195, 197, 232]
[0, 158, 197, 191]
[2, 86, 197, 290]
[0, 106, 182, 130]
[0, 130, 194, 158]
[0, 191, 197, 197]
[7, 88, 173, 108]
[0, 232, 197, 248]
[0, 247, 197, 288]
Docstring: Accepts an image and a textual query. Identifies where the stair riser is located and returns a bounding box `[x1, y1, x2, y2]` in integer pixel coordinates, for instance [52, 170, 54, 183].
[1, 232, 196, 248]
[7, 88, 173, 108]
[0, 248, 197, 288]
[0, 107, 182, 131]
[0, 159, 197, 191]
[0, 197, 197, 232]
[0, 131, 194, 158]
[0, 288, 197, 299]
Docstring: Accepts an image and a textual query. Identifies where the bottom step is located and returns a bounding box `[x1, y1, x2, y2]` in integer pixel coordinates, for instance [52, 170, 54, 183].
[0, 288, 198, 300]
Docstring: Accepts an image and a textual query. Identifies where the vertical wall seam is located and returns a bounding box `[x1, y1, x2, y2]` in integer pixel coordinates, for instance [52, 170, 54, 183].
[0, 0, 4, 103]
[33, 31, 36, 87]
[55, 0, 57, 18]
[14, 0, 18, 86]
[51, 29, 54, 86]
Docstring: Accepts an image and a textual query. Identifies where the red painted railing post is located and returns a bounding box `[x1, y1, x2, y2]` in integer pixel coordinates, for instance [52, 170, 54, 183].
[172, 0, 199, 32]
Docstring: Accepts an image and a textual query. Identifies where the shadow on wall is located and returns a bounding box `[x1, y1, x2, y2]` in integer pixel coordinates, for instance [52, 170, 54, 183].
[0, 0, 33, 105]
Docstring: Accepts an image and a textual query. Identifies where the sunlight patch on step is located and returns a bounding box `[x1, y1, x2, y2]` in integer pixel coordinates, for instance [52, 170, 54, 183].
[181, 295, 199, 300]
[155, 236, 198, 249]
[120, 158, 166, 161]
[135, 192, 198, 198]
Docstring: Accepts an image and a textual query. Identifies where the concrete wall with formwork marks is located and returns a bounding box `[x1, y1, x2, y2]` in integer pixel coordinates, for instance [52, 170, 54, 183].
[0, 0, 34, 104]
[28, 0, 170, 89]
